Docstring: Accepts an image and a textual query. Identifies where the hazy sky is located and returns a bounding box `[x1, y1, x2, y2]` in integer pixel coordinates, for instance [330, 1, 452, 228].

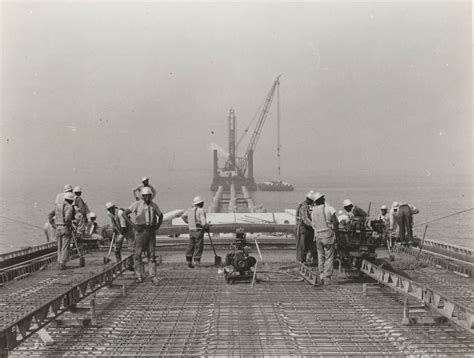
[1, 1, 472, 188]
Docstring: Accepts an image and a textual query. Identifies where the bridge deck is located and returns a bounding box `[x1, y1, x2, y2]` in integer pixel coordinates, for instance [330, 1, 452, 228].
[3, 248, 473, 356]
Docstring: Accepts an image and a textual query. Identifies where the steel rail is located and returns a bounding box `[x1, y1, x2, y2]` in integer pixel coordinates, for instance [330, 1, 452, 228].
[360, 259, 474, 334]
[0, 254, 133, 355]
[0, 252, 57, 284]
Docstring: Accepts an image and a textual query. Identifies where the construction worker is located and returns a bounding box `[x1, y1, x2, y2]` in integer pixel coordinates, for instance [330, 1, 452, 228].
[389, 202, 400, 237]
[181, 196, 209, 268]
[311, 192, 338, 285]
[73, 186, 90, 215]
[48, 192, 76, 270]
[132, 176, 157, 201]
[378, 205, 390, 244]
[55, 184, 73, 204]
[127, 187, 163, 284]
[342, 199, 367, 218]
[84, 212, 104, 241]
[397, 203, 419, 245]
[295, 191, 315, 264]
[106, 202, 134, 262]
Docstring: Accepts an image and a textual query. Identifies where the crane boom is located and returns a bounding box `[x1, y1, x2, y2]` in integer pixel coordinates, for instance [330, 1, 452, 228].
[238, 76, 281, 176]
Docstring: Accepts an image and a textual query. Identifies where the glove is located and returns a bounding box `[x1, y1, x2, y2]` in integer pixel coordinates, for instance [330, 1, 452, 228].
[203, 224, 210, 233]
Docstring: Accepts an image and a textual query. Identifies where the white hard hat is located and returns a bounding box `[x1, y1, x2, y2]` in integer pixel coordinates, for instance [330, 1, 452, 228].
[312, 192, 325, 201]
[105, 202, 115, 209]
[392, 201, 399, 208]
[193, 196, 204, 206]
[73, 186, 82, 193]
[337, 210, 344, 216]
[141, 187, 153, 196]
[89, 212, 97, 218]
[142, 176, 149, 182]
[343, 199, 353, 207]
[305, 190, 315, 200]
[381, 205, 388, 210]
[63, 184, 73, 192]
[64, 192, 75, 201]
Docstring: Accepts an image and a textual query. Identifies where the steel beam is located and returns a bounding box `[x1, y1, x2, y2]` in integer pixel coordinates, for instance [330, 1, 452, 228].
[360, 259, 474, 334]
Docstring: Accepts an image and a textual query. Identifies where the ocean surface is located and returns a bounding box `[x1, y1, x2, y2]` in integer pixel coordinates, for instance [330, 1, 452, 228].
[0, 171, 472, 254]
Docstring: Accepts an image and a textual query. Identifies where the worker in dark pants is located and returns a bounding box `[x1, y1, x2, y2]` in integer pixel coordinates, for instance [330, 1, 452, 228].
[397, 203, 419, 245]
[295, 191, 316, 264]
[127, 187, 163, 284]
[181, 196, 209, 268]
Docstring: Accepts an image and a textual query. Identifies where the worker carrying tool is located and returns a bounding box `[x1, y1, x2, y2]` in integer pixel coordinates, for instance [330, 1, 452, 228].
[48, 192, 77, 270]
[132, 176, 157, 201]
[181, 196, 209, 268]
[106, 202, 134, 262]
[311, 192, 338, 285]
[126, 187, 163, 284]
[295, 191, 316, 264]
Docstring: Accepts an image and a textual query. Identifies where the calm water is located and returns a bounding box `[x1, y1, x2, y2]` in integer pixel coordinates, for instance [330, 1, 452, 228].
[0, 171, 472, 254]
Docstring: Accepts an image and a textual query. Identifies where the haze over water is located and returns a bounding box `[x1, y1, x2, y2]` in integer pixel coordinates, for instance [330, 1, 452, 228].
[1, 2, 472, 252]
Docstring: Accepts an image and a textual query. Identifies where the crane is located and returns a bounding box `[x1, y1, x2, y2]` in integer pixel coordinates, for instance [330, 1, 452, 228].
[236, 75, 281, 176]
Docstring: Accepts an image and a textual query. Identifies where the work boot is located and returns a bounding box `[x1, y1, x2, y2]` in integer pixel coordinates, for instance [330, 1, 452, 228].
[186, 256, 194, 268]
[135, 262, 145, 283]
[151, 277, 160, 285]
[115, 251, 122, 262]
[187, 261, 194, 268]
[194, 260, 201, 268]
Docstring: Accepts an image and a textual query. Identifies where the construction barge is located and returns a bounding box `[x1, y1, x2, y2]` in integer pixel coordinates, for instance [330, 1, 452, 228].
[0, 231, 473, 357]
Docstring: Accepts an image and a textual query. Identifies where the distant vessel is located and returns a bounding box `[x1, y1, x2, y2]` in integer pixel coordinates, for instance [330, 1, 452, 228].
[258, 76, 294, 191]
[258, 180, 294, 191]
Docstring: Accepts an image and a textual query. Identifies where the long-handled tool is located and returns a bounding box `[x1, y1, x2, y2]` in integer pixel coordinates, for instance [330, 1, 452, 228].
[72, 232, 85, 267]
[104, 233, 116, 264]
[206, 231, 222, 266]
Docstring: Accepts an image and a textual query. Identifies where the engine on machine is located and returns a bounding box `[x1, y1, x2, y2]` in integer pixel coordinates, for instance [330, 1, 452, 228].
[224, 228, 257, 284]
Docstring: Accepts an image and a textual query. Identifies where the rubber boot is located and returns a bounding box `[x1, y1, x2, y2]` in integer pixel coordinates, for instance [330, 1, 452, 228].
[150, 262, 159, 285]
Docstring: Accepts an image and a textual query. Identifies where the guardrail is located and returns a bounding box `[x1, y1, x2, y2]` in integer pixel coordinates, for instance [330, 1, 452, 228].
[393, 244, 472, 278]
[414, 238, 474, 263]
[0, 252, 57, 284]
[0, 254, 133, 355]
[361, 259, 474, 334]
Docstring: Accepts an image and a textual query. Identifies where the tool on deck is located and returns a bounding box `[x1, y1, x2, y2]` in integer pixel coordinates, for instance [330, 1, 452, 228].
[206, 231, 222, 266]
[71, 232, 85, 267]
[104, 233, 115, 264]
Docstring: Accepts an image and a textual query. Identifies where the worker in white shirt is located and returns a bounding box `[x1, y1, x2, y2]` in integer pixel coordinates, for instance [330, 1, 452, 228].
[397, 203, 419, 245]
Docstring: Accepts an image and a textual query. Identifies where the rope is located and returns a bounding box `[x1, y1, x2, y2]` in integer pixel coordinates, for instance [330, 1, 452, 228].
[0, 215, 43, 230]
[413, 207, 474, 228]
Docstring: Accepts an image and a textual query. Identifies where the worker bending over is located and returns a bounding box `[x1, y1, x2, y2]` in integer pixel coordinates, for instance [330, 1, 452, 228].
[106, 202, 134, 262]
[127, 187, 163, 284]
[181, 196, 209, 268]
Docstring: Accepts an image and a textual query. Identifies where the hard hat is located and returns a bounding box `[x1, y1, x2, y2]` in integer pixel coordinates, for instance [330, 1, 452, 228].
[312, 192, 325, 201]
[89, 212, 97, 218]
[105, 202, 115, 209]
[193, 196, 204, 206]
[305, 190, 315, 200]
[392, 201, 399, 208]
[337, 210, 344, 216]
[73, 186, 82, 193]
[342, 199, 353, 207]
[63, 184, 73, 192]
[141, 187, 153, 196]
[142, 176, 149, 182]
[381, 205, 388, 210]
[64, 192, 75, 201]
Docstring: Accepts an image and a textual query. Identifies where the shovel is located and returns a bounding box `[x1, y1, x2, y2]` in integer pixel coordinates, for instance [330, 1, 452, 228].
[72, 232, 85, 267]
[104, 233, 115, 264]
[206, 231, 222, 266]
